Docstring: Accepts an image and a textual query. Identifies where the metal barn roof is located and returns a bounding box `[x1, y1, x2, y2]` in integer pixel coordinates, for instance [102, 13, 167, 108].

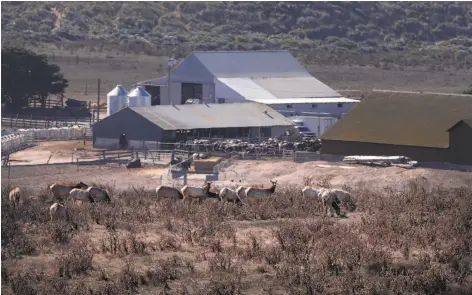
[192, 50, 311, 78]
[321, 92, 472, 148]
[128, 102, 294, 130]
[138, 50, 342, 99]
[248, 97, 360, 104]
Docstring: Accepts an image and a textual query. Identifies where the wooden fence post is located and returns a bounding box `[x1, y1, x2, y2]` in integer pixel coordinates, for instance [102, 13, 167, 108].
[10, 116, 13, 127]
[76, 158, 79, 171]
[8, 163, 11, 186]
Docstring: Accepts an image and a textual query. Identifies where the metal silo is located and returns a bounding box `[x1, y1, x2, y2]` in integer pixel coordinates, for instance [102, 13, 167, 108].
[107, 85, 128, 116]
[127, 86, 151, 107]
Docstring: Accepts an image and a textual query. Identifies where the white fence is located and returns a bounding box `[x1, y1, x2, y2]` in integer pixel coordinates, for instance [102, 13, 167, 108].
[1, 133, 33, 156]
[17, 126, 92, 141]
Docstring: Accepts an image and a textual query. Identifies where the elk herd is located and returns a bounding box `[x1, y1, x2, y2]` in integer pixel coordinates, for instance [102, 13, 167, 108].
[8, 179, 356, 223]
[156, 180, 356, 217]
[8, 182, 111, 222]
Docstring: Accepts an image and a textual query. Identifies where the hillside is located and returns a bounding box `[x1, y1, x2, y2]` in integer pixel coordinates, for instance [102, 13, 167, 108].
[2, 1, 472, 68]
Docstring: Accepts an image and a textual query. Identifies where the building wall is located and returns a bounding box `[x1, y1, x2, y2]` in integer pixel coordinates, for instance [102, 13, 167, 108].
[92, 108, 164, 148]
[268, 102, 357, 118]
[271, 126, 291, 138]
[448, 124, 472, 165]
[160, 82, 216, 105]
[321, 140, 447, 162]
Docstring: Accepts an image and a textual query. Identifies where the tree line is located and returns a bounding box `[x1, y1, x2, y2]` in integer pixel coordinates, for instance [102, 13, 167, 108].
[1, 47, 68, 112]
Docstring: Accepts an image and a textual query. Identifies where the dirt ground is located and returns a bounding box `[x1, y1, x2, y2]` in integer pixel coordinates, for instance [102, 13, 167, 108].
[8, 140, 103, 165]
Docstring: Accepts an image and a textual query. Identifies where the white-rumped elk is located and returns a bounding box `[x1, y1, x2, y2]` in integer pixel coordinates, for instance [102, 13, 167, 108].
[181, 181, 212, 202]
[219, 187, 243, 206]
[245, 180, 277, 198]
[9, 187, 21, 208]
[156, 185, 184, 200]
[49, 202, 70, 222]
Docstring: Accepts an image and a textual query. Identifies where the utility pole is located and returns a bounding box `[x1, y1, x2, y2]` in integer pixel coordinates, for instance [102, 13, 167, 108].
[164, 37, 178, 105]
[97, 78, 101, 121]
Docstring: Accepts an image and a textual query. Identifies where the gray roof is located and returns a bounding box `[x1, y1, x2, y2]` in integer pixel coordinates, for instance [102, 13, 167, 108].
[128, 102, 294, 130]
[447, 119, 472, 131]
[192, 50, 310, 78]
[138, 50, 342, 98]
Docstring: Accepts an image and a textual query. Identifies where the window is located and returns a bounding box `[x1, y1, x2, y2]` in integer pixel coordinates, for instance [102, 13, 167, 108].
[218, 98, 225, 104]
[287, 104, 292, 109]
[312, 104, 317, 108]
[337, 103, 343, 108]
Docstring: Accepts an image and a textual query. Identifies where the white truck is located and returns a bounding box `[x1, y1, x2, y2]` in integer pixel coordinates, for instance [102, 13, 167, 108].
[290, 116, 338, 138]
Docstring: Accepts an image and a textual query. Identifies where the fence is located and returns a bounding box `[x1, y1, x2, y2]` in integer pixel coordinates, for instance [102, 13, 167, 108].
[1, 114, 91, 129]
[294, 151, 321, 163]
[1, 133, 34, 157]
[17, 126, 92, 141]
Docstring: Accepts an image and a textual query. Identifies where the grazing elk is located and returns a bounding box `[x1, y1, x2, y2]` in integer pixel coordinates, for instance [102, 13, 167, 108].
[301, 186, 326, 199]
[156, 185, 184, 200]
[86, 186, 111, 203]
[219, 187, 243, 206]
[49, 182, 88, 201]
[50, 202, 70, 222]
[9, 187, 21, 208]
[330, 188, 356, 212]
[245, 180, 277, 198]
[181, 181, 212, 202]
[320, 189, 342, 217]
[69, 188, 95, 205]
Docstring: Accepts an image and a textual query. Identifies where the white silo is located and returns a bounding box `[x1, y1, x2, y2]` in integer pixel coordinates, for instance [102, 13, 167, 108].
[127, 86, 151, 107]
[107, 85, 128, 116]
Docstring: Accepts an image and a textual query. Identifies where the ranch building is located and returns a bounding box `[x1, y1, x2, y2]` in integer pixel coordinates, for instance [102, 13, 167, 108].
[136, 50, 359, 118]
[92, 102, 295, 149]
[320, 92, 472, 165]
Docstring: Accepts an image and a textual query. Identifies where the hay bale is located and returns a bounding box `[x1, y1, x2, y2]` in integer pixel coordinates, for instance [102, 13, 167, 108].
[194, 157, 223, 172]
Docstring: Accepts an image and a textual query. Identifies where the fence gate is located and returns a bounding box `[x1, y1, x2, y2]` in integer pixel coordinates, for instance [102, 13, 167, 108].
[294, 151, 320, 163]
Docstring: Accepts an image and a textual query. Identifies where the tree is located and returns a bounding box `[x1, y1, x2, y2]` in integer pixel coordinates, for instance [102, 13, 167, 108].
[1, 47, 68, 112]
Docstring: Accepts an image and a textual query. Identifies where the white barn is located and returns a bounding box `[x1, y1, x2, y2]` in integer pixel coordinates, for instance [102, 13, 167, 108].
[137, 50, 359, 118]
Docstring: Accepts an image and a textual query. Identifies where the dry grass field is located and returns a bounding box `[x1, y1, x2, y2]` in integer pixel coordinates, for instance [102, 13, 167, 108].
[2, 155, 472, 294]
[36, 50, 472, 102]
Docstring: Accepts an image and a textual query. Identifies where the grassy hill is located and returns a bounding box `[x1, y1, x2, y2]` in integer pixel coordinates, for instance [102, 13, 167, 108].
[2, 1, 472, 68]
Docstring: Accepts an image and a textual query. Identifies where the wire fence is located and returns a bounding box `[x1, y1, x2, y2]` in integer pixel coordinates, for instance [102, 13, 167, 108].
[1, 114, 91, 128]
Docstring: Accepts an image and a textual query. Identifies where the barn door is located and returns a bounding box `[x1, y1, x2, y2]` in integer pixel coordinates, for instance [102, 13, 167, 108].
[144, 85, 160, 105]
[181, 83, 203, 104]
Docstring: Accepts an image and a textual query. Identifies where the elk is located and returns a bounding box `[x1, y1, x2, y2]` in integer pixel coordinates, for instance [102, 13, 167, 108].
[235, 186, 249, 199]
[156, 185, 184, 200]
[301, 186, 327, 198]
[181, 181, 212, 202]
[219, 187, 243, 206]
[50, 202, 70, 222]
[9, 187, 21, 208]
[50, 181, 88, 201]
[330, 188, 356, 212]
[245, 180, 277, 198]
[86, 186, 111, 203]
[320, 189, 342, 217]
[69, 188, 95, 205]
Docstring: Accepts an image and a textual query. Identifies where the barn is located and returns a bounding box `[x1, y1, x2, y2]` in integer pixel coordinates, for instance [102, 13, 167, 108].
[320, 92, 472, 165]
[92, 102, 295, 149]
[136, 50, 358, 118]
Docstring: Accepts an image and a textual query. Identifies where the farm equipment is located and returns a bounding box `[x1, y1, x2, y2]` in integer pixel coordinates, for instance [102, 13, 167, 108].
[343, 155, 418, 169]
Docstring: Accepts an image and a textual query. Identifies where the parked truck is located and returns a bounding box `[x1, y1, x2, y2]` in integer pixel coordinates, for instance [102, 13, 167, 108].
[290, 116, 338, 138]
